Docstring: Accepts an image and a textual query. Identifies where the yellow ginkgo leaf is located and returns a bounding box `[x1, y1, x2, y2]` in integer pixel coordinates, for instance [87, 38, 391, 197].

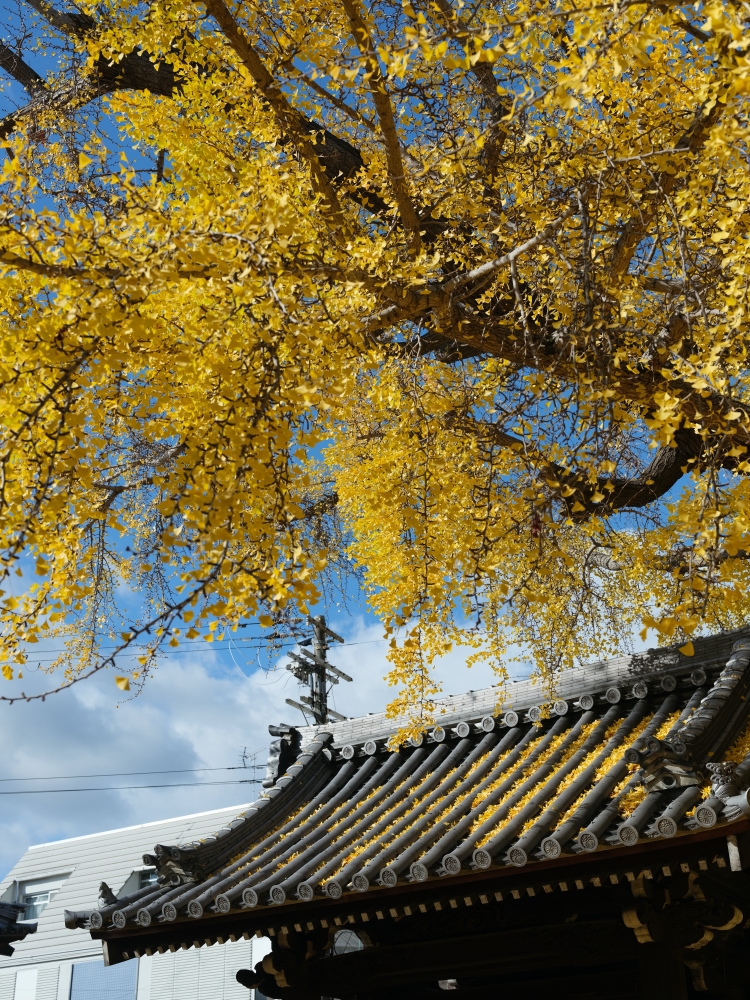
[115, 676, 131, 691]
[679, 642, 695, 657]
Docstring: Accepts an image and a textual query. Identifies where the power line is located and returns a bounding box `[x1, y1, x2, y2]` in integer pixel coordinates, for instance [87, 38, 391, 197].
[14, 636, 390, 664]
[0, 765, 266, 783]
[0, 779, 263, 795]
[24, 637, 298, 655]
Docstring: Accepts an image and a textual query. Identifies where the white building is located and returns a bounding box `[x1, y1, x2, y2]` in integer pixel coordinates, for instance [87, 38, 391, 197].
[0, 806, 271, 1000]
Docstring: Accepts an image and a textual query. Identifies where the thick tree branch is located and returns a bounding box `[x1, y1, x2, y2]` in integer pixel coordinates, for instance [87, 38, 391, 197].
[440, 207, 577, 295]
[590, 544, 750, 574]
[585, 428, 704, 513]
[0, 249, 213, 281]
[586, 546, 625, 571]
[0, 249, 122, 279]
[202, 0, 345, 220]
[661, 545, 750, 572]
[340, 0, 422, 251]
[0, 46, 178, 142]
[91, 477, 152, 515]
[358, 207, 575, 337]
[22, 0, 94, 36]
[457, 416, 723, 519]
[608, 102, 724, 282]
[0, 41, 45, 93]
[423, 0, 510, 169]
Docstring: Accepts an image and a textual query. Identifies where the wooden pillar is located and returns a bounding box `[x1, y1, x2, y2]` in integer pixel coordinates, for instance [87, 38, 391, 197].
[637, 945, 688, 1000]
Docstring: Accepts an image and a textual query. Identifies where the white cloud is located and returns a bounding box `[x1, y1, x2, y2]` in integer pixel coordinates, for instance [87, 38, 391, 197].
[0, 614, 512, 881]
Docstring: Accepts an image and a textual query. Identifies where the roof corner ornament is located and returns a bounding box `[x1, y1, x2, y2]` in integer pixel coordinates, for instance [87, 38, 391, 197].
[707, 761, 739, 798]
[706, 761, 750, 822]
[264, 724, 302, 787]
[62, 908, 91, 931]
[98, 882, 118, 908]
[624, 735, 701, 793]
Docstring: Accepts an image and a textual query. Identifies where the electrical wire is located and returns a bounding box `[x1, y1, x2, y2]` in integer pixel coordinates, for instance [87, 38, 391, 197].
[0, 779, 263, 795]
[17, 636, 391, 666]
[17, 636, 389, 656]
[0, 765, 266, 783]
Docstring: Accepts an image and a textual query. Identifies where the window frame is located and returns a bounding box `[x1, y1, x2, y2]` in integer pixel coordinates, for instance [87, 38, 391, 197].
[138, 869, 158, 890]
[15, 874, 71, 923]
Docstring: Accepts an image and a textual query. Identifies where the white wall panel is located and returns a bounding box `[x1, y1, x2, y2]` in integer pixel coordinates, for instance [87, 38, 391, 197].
[145, 938, 257, 1000]
[135, 956, 151, 1000]
[196, 947, 223, 1000]
[14, 968, 37, 1000]
[36, 967, 58, 1000]
[56, 965, 71, 1000]
[0, 972, 15, 1000]
[148, 953, 174, 1000]
[172, 952, 199, 1000]
[223, 939, 254, 1000]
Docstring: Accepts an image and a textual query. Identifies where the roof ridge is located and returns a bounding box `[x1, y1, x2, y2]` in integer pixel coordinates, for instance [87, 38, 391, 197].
[293, 625, 750, 749]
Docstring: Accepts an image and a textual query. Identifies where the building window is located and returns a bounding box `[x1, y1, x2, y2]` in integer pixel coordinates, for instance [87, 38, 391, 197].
[70, 960, 137, 1000]
[17, 876, 69, 921]
[138, 869, 158, 889]
[23, 890, 58, 921]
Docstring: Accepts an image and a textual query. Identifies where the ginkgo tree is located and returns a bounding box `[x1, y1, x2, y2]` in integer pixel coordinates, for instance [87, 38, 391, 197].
[0, 0, 749, 732]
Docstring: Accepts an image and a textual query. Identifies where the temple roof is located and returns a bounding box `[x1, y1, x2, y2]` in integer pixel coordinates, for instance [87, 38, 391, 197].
[68, 627, 750, 960]
[0, 903, 36, 957]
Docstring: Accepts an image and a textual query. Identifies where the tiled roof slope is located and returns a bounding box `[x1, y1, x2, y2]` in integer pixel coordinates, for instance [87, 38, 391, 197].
[71, 627, 750, 946]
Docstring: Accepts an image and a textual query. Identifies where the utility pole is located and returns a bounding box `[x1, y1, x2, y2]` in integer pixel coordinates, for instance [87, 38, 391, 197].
[285, 615, 351, 724]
